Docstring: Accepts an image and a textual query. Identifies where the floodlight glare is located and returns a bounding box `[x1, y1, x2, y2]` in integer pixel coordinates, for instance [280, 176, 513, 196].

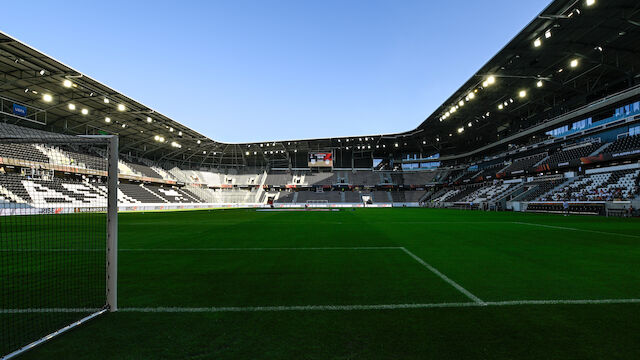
[63, 79, 73, 88]
[42, 94, 53, 102]
[487, 76, 496, 85]
[468, 92, 475, 100]
[104, 98, 110, 104]
[519, 90, 527, 98]
[534, 38, 542, 47]
[117, 104, 126, 111]
[105, 117, 111, 123]
[537, 80, 543, 88]
[586, 0, 595, 6]
[68, 103, 76, 110]
[81, 108, 89, 115]
[570, 59, 579, 68]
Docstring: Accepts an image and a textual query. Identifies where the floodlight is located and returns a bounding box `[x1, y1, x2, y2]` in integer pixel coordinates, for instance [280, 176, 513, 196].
[570, 59, 579, 68]
[537, 80, 543, 88]
[81, 108, 89, 115]
[68, 103, 76, 110]
[534, 38, 541, 47]
[105, 117, 111, 123]
[42, 94, 53, 102]
[117, 104, 126, 111]
[63, 79, 73, 88]
[519, 90, 527, 98]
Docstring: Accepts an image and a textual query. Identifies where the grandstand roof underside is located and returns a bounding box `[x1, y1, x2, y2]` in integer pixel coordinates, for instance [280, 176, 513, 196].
[1, 0, 639, 168]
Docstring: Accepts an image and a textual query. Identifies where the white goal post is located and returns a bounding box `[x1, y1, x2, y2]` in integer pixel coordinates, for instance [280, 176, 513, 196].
[0, 129, 118, 359]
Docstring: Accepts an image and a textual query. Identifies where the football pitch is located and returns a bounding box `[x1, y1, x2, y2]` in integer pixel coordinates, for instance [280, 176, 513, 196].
[6, 208, 640, 359]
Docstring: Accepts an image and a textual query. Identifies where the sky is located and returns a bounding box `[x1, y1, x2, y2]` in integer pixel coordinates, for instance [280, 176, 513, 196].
[2, 0, 551, 143]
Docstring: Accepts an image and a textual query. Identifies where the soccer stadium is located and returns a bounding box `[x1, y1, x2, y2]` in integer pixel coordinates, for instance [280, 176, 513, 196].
[1, 0, 640, 358]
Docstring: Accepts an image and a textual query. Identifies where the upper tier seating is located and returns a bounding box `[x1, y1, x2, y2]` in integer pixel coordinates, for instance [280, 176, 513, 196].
[266, 173, 292, 186]
[502, 153, 546, 174]
[402, 172, 438, 185]
[0, 144, 49, 163]
[543, 143, 600, 167]
[605, 134, 640, 154]
[128, 163, 163, 178]
[301, 172, 336, 186]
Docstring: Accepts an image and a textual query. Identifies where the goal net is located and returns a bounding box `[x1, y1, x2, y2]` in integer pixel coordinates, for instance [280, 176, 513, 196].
[0, 125, 118, 359]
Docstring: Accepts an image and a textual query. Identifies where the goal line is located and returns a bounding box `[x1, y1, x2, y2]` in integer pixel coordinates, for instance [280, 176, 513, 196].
[4, 298, 639, 314]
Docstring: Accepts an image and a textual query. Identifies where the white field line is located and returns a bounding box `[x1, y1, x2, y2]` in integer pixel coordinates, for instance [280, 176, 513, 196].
[399, 247, 485, 305]
[119, 247, 402, 251]
[512, 222, 640, 239]
[0, 247, 402, 252]
[4, 299, 640, 314]
[1, 308, 103, 314]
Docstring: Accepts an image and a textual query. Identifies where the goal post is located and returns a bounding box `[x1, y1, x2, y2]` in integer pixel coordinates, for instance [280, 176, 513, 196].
[0, 126, 118, 359]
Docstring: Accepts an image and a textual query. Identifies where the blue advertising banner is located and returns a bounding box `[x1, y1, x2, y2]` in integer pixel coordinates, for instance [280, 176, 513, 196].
[12, 103, 27, 117]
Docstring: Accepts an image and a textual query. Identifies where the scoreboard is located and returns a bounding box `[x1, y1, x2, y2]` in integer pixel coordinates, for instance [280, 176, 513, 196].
[308, 152, 333, 167]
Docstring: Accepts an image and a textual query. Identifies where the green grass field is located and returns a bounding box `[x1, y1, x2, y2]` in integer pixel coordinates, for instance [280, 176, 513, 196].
[4, 208, 640, 359]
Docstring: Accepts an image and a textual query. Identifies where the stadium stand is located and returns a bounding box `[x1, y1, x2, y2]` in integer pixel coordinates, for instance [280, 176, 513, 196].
[540, 169, 639, 201]
[542, 142, 600, 167]
[502, 153, 547, 174]
[605, 134, 640, 155]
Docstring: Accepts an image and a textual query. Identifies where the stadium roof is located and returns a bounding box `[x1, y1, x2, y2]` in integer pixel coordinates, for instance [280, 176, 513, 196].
[1, 0, 639, 167]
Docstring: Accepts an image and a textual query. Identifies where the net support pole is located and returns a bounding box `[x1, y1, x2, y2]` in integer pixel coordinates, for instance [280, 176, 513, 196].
[107, 135, 118, 312]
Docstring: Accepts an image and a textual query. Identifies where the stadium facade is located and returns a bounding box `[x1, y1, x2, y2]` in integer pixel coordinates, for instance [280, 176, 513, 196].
[1, 0, 639, 215]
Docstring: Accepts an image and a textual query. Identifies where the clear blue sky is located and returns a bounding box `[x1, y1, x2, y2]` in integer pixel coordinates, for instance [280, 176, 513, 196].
[3, 0, 551, 143]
